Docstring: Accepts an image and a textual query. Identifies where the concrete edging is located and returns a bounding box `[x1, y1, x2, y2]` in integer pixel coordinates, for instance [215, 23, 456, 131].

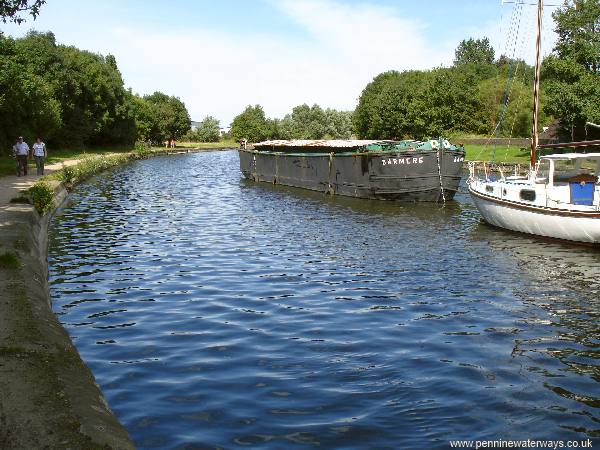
[0, 180, 134, 449]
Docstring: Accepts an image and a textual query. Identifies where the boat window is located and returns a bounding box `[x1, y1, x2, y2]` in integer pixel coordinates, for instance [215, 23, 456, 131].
[485, 185, 494, 193]
[554, 159, 576, 172]
[581, 158, 597, 176]
[554, 158, 597, 182]
[520, 189, 536, 201]
[536, 160, 550, 183]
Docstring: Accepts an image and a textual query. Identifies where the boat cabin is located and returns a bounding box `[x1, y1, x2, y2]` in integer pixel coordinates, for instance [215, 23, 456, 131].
[535, 153, 600, 206]
[471, 153, 600, 210]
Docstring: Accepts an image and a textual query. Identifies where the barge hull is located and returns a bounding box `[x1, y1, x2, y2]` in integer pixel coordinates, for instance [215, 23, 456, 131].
[239, 149, 464, 201]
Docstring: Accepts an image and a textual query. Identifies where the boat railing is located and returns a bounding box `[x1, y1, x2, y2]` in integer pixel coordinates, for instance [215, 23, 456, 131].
[468, 160, 528, 183]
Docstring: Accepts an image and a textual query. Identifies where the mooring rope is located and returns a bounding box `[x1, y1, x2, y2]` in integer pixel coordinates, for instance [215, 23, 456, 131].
[436, 147, 446, 204]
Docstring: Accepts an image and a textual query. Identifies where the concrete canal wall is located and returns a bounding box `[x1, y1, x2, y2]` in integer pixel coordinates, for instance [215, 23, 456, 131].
[0, 148, 232, 449]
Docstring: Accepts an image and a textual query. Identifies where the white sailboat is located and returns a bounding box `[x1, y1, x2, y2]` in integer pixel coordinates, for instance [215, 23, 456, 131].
[467, 0, 600, 245]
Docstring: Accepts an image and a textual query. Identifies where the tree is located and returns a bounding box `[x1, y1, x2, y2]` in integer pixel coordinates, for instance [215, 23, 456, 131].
[324, 108, 352, 139]
[9, 31, 139, 147]
[231, 105, 270, 142]
[195, 115, 220, 142]
[0, 34, 60, 151]
[143, 92, 191, 143]
[0, 0, 45, 24]
[454, 37, 495, 66]
[0, 30, 190, 149]
[542, 0, 600, 140]
[353, 70, 404, 138]
[543, 56, 600, 140]
[130, 93, 157, 143]
[553, 0, 600, 73]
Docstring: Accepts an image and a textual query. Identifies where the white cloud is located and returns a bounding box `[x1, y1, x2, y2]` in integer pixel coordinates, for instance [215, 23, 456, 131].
[102, 0, 456, 125]
[7, 0, 558, 126]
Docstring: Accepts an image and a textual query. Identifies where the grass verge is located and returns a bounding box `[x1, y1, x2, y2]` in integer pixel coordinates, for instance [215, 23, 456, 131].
[22, 144, 196, 214]
[464, 144, 531, 162]
[177, 139, 238, 149]
[0, 145, 135, 178]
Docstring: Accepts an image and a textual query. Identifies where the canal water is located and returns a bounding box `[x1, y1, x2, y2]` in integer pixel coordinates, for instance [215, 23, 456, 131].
[49, 151, 599, 449]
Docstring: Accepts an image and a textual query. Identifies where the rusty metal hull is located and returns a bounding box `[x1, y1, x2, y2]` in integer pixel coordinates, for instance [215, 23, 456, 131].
[239, 149, 465, 201]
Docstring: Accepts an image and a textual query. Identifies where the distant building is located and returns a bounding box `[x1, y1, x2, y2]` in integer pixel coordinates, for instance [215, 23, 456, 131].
[219, 127, 231, 137]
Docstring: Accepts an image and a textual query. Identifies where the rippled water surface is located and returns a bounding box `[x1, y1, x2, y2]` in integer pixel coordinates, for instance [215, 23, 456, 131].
[49, 151, 600, 449]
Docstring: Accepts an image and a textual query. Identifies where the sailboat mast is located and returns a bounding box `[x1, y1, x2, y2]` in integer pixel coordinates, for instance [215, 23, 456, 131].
[530, 0, 543, 168]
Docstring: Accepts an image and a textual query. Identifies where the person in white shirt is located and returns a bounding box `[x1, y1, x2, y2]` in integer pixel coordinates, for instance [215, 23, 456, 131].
[14, 136, 30, 177]
[32, 137, 47, 175]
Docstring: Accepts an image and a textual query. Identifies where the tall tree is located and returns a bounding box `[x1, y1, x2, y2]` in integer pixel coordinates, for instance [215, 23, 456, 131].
[454, 37, 495, 66]
[353, 70, 403, 138]
[0, 34, 60, 151]
[231, 105, 270, 142]
[542, 0, 600, 140]
[553, 0, 600, 73]
[195, 115, 220, 142]
[143, 92, 191, 143]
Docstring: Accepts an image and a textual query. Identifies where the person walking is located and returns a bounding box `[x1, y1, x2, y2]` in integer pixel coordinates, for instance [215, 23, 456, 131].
[32, 137, 47, 175]
[12, 139, 19, 175]
[14, 136, 30, 177]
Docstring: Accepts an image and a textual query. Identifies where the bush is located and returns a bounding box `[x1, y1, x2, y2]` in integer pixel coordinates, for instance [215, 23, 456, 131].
[134, 140, 151, 159]
[27, 181, 54, 214]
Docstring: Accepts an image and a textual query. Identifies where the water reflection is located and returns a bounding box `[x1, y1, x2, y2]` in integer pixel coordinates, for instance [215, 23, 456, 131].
[49, 151, 599, 449]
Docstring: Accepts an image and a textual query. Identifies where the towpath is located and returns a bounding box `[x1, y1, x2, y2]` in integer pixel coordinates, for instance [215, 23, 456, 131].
[0, 158, 81, 205]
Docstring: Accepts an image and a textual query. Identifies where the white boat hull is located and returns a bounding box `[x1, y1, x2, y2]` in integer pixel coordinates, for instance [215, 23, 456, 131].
[469, 185, 600, 244]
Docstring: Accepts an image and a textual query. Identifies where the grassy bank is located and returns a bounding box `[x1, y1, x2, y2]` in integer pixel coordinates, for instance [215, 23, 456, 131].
[0, 141, 238, 178]
[0, 145, 135, 178]
[177, 139, 238, 149]
[23, 148, 159, 213]
[464, 144, 530, 162]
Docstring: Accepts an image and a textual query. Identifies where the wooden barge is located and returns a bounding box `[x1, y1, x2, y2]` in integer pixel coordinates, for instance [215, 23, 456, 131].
[239, 139, 465, 202]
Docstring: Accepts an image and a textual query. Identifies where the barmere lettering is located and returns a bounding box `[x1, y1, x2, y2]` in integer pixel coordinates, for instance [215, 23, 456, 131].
[382, 157, 424, 166]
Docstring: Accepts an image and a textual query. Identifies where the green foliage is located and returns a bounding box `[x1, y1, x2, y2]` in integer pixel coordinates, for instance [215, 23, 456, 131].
[0, 0, 45, 24]
[542, 1, 600, 140]
[231, 105, 271, 142]
[542, 56, 600, 140]
[353, 39, 545, 140]
[55, 154, 129, 186]
[60, 165, 76, 184]
[353, 67, 491, 140]
[190, 115, 220, 142]
[27, 180, 54, 214]
[0, 31, 191, 151]
[230, 103, 353, 141]
[139, 92, 191, 144]
[276, 104, 353, 140]
[0, 34, 61, 153]
[553, 0, 600, 73]
[134, 140, 151, 158]
[0, 251, 19, 269]
[477, 75, 537, 138]
[454, 37, 495, 66]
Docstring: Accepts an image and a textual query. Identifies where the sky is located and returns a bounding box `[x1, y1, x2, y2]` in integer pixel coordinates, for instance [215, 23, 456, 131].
[1, 0, 561, 126]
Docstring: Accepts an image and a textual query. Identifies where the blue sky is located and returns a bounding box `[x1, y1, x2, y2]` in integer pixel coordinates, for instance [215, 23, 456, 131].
[1, 0, 560, 126]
